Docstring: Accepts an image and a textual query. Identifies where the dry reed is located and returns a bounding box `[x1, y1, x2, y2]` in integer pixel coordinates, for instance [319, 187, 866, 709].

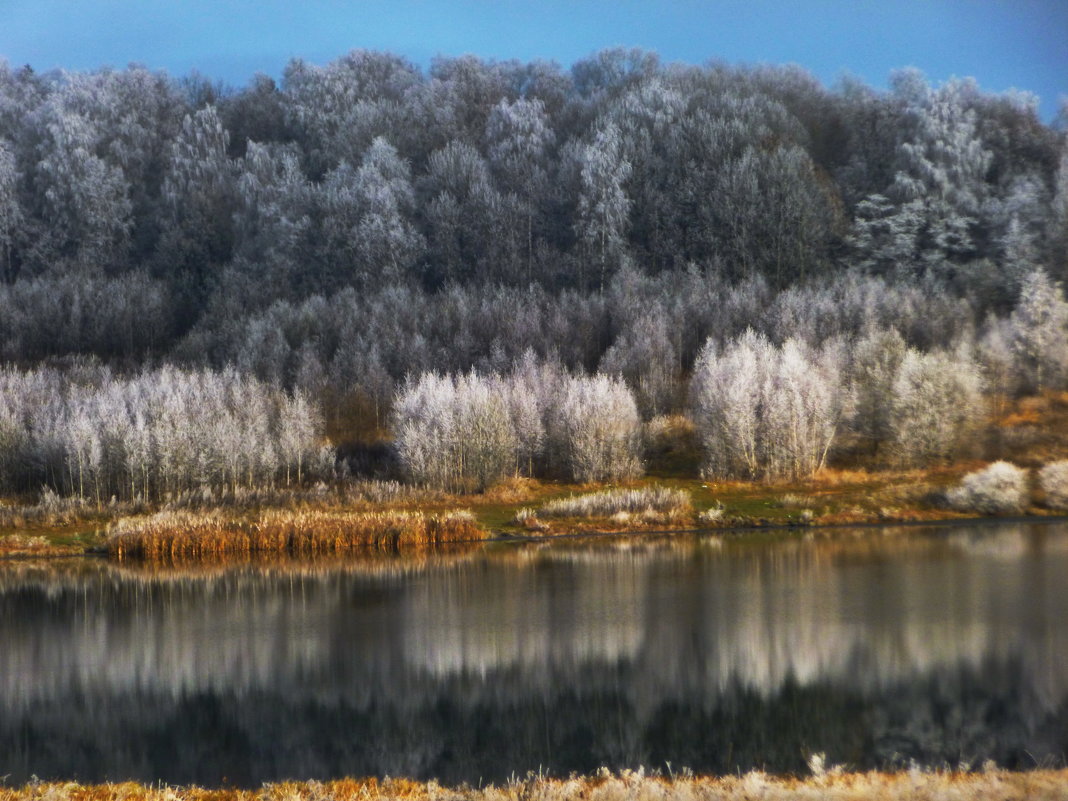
[107, 508, 487, 560]
[3, 769, 1068, 801]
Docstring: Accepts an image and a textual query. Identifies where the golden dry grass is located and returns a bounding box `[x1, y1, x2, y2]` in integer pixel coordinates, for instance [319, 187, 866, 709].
[2, 770, 1068, 801]
[0, 532, 56, 555]
[107, 508, 487, 560]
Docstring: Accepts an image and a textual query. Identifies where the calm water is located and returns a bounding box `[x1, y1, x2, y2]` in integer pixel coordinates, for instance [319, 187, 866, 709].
[1, 523, 1067, 785]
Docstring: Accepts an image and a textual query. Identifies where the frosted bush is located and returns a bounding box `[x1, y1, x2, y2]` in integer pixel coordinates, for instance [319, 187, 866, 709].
[540, 486, 690, 519]
[1038, 460, 1068, 509]
[947, 461, 1029, 515]
[696, 504, 725, 525]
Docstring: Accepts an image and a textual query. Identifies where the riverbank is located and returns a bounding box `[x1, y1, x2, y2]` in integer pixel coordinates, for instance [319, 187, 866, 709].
[3, 770, 1068, 801]
[2, 461, 1068, 560]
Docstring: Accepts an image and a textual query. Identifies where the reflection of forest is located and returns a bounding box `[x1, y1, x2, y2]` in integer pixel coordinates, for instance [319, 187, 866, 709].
[1, 525, 1067, 785]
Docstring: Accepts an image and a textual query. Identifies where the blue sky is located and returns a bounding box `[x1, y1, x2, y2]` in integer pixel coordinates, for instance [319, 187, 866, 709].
[2, 0, 1066, 119]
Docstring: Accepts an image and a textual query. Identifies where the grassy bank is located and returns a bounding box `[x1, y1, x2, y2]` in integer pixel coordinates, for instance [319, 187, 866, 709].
[3, 770, 1068, 801]
[2, 466, 1066, 560]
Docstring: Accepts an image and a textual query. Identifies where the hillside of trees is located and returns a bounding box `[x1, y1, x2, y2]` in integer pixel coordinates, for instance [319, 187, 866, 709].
[0, 49, 1066, 497]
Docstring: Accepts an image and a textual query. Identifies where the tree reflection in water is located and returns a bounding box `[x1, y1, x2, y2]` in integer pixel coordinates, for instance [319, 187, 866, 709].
[0, 524, 1066, 786]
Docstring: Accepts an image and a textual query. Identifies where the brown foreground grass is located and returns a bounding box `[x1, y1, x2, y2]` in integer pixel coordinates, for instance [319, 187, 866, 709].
[107, 509, 487, 559]
[3, 770, 1068, 801]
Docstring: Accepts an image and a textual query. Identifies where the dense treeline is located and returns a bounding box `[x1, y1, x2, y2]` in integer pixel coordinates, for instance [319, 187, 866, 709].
[0, 50, 1066, 495]
[0, 51, 1063, 357]
[0, 365, 326, 501]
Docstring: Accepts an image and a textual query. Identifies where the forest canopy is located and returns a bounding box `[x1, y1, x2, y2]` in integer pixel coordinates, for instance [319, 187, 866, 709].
[0, 49, 1066, 494]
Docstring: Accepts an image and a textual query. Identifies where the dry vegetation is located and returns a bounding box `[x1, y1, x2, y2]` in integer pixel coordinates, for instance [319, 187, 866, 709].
[0, 488, 113, 530]
[107, 508, 487, 559]
[3, 770, 1068, 801]
[539, 486, 691, 520]
[0, 532, 65, 556]
[510, 486, 693, 534]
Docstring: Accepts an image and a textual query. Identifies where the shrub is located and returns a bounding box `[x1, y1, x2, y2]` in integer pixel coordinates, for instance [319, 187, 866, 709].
[946, 461, 1029, 515]
[1038, 460, 1068, 509]
[697, 504, 725, 525]
[511, 506, 548, 531]
[540, 486, 690, 520]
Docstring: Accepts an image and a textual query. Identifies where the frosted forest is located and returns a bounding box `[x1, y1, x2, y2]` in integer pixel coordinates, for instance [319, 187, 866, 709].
[1, 48, 1067, 499]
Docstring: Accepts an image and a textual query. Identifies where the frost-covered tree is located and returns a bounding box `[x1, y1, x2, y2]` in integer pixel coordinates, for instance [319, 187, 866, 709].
[392, 365, 642, 489]
[158, 105, 235, 318]
[976, 313, 1018, 406]
[0, 365, 323, 500]
[850, 74, 993, 277]
[421, 140, 501, 284]
[352, 138, 422, 282]
[281, 50, 420, 173]
[577, 122, 631, 292]
[320, 137, 423, 288]
[391, 372, 515, 492]
[485, 97, 554, 284]
[1051, 142, 1068, 279]
[33, 102, 133, 271]
[0, 140, 22, 283]
[454, 372, 517, 490]
[504, 350, 561, 477]
[888, 348, 984, 466]
[1007, 268, 1068, 392]
[848, 327, 907, 457]
[232, 141, 313, 300]
[692, 331, 844, 480]
[766, 338, 846, 479]
[599, 309, 680, 417]
[714, 143, 836, 286]
[550, 373, 642, 482]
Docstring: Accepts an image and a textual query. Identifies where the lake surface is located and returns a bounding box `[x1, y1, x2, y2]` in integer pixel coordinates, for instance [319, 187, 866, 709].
[1, 523, 1067, 786]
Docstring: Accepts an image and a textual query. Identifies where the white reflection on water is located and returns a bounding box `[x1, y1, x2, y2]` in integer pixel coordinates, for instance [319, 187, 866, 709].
[0, 523, 1066, 713]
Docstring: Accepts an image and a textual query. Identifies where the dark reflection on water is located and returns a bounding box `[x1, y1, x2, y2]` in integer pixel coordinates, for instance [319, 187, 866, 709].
[2, 524, 1068, 786]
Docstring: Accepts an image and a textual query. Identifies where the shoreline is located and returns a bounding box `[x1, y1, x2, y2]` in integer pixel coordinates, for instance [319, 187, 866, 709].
[2, 770, 1068, 801]
[1, 503, 1066, 565]
[3, 460, 1067, 561]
